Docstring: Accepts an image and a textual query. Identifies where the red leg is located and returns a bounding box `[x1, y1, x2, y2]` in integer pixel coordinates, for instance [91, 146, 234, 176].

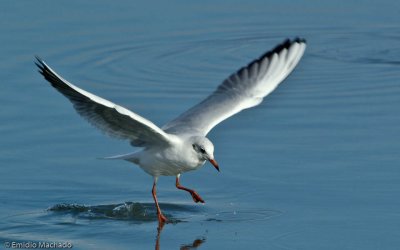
[176, 174, 205, 203]
[152, 178, 167, 227]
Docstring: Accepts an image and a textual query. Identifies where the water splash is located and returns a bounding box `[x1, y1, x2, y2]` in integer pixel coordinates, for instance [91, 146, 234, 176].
[47, 202, 200, 223]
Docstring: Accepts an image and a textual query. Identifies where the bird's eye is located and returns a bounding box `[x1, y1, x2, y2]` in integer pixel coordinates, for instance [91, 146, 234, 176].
[200, 147, 206, 154]
[192, 144, 196, 150]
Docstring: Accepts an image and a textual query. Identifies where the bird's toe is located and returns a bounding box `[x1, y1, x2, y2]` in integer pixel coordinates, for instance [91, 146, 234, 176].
[191, 192, 205, 203]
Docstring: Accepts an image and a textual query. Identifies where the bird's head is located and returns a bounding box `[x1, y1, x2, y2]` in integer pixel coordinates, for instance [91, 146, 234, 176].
[189, 136, 219, 172]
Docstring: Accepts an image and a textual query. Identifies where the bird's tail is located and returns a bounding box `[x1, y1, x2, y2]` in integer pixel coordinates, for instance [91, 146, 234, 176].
[99, 152, 139, 163]
[100, 155, 127, 160]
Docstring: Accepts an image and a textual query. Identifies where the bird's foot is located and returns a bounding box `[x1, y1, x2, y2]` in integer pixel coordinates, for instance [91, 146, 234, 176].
[158, 213, 168, 224]
[157, 214, 168, 231]
[190, 191, 205, 203]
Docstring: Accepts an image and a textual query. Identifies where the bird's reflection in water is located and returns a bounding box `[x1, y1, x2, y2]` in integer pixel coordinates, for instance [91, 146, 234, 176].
[155, 223, 206, 250]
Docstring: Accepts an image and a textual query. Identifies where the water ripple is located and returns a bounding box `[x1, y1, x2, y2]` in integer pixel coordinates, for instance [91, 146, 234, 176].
[45, 202, 282, 224]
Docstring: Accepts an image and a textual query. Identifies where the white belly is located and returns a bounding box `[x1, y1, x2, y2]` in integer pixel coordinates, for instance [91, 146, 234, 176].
[127, 147, 205, 177]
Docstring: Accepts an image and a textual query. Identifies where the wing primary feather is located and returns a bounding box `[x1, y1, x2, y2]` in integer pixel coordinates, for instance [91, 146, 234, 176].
[35, 57, 176, 147]
[163, 38, 307, 135]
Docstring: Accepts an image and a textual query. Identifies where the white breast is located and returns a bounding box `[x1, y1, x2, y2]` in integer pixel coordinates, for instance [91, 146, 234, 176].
[134, 145, 205, 177]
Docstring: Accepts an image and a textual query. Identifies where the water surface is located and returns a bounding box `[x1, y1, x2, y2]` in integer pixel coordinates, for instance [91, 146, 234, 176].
[1, 1, 400, 249]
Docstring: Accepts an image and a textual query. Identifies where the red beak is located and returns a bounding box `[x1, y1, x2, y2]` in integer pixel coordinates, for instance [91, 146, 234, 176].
[209, 159, 220, 172]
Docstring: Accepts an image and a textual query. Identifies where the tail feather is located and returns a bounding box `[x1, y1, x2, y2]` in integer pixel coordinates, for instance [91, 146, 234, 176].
[100, 152, 139, 163]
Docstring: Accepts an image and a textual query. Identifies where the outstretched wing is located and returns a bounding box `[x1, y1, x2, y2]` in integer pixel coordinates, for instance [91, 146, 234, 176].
[35, 57, 176, 147]
[163, 38, 306, 135]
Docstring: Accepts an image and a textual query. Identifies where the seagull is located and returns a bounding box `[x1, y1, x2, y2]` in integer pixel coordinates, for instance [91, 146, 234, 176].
[35, 38, 306, 226]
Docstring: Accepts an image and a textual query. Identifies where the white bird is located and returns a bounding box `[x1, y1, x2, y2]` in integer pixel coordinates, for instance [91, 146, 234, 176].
[35, 38, 306, 226]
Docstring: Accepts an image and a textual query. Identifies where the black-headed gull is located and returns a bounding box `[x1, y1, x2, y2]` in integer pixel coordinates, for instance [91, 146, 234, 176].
[35, 38, 306, 226]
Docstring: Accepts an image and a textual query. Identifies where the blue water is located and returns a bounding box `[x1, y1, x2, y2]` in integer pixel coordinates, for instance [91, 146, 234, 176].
[1, 1, 400, 249]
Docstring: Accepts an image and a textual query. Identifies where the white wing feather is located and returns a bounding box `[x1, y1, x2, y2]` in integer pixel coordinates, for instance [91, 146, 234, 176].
[35, 57, 176, 147]
[163, 38, 306, 135]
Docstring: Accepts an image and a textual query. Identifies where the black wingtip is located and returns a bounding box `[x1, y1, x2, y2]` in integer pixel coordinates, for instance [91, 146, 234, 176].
[268, 37, 306, 55]
[253, 37, 306, 64]
[34, 61, 41, 69]
[34, 55, 45, 73]
[293, 37, 307, 44]
[34, 56, 61, 86]
[34, 55, 45, 66]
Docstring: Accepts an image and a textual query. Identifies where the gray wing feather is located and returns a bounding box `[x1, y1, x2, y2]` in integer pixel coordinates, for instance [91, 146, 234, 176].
[163, 38, 307, 135]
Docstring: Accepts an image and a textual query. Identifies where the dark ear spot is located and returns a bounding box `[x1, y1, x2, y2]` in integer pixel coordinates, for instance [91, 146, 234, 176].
[192, 144, 196, 150]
